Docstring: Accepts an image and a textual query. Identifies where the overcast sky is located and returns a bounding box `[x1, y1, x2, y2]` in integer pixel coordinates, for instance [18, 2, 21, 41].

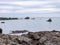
[0, 0, 60, 17]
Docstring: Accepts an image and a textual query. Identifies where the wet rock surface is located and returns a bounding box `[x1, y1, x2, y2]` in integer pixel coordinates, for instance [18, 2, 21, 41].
[0, 31, 60, 45]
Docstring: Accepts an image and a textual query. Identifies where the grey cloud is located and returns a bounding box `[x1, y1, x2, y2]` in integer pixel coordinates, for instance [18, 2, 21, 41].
[0, 12, 60, 17]
[0, 4, 20, 7]
[52, 3, 60, 8]
[1, 0, 60, 1]
[21, 5, 55, 9]
[0, 0, 60, 17]
[0, 0, 46, 1]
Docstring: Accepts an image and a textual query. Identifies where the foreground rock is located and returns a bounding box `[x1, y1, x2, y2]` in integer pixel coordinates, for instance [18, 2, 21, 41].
[0, 31, 60, 45]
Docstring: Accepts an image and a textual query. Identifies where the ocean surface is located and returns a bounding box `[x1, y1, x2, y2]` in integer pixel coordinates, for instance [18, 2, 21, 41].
[0, 17, 60, 34]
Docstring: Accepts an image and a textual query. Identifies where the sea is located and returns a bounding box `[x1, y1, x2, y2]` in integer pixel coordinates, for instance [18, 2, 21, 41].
[0, 17, 60, 34]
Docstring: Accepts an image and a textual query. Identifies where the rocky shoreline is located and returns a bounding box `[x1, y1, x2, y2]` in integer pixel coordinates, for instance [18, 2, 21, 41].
[0, 31, 60, 45]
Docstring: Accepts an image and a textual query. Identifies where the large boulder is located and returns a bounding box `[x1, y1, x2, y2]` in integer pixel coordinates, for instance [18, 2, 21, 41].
[28, 32, 40, 40]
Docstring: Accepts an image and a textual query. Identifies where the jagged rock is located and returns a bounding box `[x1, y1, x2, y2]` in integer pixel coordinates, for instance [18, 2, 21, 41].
[39, 36, 47, 43]
[44, 41, 54, 45]
[0, 43, 6, 45]
[28, 32, 40, 40]
[7, 41, 21, 45]
[0, 31, 60, 45]
[18, 36, 32, 45]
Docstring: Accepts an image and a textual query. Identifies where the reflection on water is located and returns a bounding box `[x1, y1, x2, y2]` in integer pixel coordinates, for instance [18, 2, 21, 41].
[0, 17, 60, 34]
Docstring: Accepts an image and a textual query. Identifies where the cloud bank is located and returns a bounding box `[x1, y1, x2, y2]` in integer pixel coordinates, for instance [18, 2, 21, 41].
[0, 0, 60, 17]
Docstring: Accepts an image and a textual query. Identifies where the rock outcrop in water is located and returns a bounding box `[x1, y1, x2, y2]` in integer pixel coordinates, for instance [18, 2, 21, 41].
[0, 31, 60, 45]
[0, 17, 18, 20]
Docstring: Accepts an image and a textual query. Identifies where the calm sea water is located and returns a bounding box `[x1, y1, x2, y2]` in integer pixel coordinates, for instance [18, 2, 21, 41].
[0, 17, 60, 34]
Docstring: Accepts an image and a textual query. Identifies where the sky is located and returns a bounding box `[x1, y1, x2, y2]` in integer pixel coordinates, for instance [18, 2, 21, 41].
[0, 0, 60, 17]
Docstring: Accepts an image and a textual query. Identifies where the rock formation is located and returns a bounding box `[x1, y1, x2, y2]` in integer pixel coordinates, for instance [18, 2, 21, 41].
[0, 31, 60, 45]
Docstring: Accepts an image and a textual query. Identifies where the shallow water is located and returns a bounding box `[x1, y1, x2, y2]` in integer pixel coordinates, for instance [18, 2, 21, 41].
[0, 17, 60, 34]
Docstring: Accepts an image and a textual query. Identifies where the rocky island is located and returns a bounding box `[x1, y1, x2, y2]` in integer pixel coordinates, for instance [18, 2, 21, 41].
[0, 17, 18, 20]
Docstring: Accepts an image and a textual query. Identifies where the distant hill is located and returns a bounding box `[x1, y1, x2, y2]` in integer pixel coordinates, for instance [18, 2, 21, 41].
[0, 17, 18, 20]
